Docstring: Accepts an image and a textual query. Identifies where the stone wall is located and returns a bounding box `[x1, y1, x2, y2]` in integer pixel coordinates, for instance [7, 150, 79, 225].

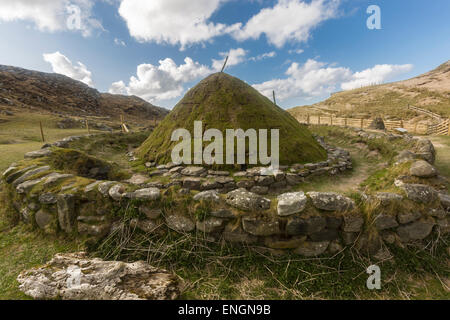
[1, 131, 449, 259]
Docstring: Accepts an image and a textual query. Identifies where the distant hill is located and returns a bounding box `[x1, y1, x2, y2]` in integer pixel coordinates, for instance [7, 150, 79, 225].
[0, 65, 169, 122]
[288, 60, 450, 121]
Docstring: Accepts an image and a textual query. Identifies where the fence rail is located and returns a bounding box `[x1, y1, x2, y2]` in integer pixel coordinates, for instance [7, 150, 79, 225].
[295, 114, 450, 136]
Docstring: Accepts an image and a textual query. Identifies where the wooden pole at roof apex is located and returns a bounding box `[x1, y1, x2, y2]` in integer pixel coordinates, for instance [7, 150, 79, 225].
[221, 55, 229, 73]
[273, 91, 277, 106]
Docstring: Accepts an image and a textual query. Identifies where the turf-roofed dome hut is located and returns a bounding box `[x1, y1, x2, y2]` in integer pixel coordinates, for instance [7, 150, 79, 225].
[137, 73, 327, 167]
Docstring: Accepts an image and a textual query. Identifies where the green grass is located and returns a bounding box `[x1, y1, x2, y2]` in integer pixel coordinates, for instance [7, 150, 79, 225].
[0, 112, 103, 172]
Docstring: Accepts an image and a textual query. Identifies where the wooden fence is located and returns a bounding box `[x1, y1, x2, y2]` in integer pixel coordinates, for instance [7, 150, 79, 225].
[295, 114, 450, 136]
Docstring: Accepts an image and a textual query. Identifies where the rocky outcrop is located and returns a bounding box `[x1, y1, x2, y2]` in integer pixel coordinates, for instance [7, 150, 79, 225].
[17, 253, 179, 300]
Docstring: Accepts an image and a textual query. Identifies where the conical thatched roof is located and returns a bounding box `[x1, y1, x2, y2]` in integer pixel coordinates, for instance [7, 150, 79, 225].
[138, 73, 326, 166]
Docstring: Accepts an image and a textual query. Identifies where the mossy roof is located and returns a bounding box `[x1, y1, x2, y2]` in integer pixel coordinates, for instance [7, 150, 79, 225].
[138, 73, 327, 166]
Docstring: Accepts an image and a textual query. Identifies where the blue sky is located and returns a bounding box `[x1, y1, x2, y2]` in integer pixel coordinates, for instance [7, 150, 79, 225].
[0, 0, 449, 109]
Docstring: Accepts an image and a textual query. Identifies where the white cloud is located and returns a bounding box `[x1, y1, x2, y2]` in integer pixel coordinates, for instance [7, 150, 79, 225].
[341, 64, 413, 90]
[212, 48, 248, 71]
[114, 38, 126, 46]
[0, 0, 103, 37]
[109, 48, 251, 103]
[253, 59, 413, 101]
[118, 0, 240, 50]
[233, 0, 339, 48]
[288, 49, 304, 55]
[250, 51, 277, 61]
[109, 57, 213, 102]
[43, 51, 94, 87]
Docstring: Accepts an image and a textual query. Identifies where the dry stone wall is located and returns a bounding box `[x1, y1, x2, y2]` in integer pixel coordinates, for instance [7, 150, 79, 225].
[1, 131, 449, 259]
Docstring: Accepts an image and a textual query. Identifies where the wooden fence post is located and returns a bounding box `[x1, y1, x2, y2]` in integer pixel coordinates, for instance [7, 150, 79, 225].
[414, 122, 418, 134]
[307, 114, 310, 125]
[318, 116, 321, 125]
[330, 116, 333, 126]
[39, 121, 45, 142]
[344, 118, 347, 127]
[360, 118, 364, 129]
[86, 119, 90, 134]
[272, 91, 277, 105]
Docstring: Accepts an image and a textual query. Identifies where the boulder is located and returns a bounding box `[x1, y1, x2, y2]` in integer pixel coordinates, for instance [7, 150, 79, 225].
[181, 167, 206, 176]
[165, 215, 195, 233]
[193, 190, 220, 202]
[57, 194, 76, 233]
[98, 181, 115, 197]
[130, 188, 161, 201]
[17, 253, 179, 300]
[307, 192, 355, 212]
[410, 160, 438, 178]
[414, 139, 436, 164]
[242, 218, 279, 236]
[109, 184, 126, 201]
[39, 193, 58, 205]
[397, 218, 435, 241]
[35, 209, 54, 230]
[226, 189, 271, 211]
[374, 214, 399, 230]
[250, 186, 269, 195]
[5, 165, 37, 183]
[182, 178, 202, 190]
[286, 216, 326, 236]
[24, 148, 53, 159]
[374, 192, 403, 205]
[342, 215, 364, 233]
[42, 173, 73, 187]
[401, 184, 438, 203]
[12, 166, 51, 187]
[196, 218, 225, 233]
[16, 177, 46, 194]
[277, 192, 307, 217]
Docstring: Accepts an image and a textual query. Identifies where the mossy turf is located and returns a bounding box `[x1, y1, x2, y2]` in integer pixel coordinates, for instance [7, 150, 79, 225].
[138, 73, 327, 166]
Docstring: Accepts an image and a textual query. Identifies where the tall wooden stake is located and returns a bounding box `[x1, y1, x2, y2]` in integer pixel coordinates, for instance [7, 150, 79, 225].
[39, 121, 45, 142]
[273, 91, 277, 105]
[86, 119, 90, 134]
[221, 56, 229, 73]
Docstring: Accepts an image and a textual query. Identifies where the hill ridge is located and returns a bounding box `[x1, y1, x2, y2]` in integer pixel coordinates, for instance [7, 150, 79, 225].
[0, 64, 169, 122]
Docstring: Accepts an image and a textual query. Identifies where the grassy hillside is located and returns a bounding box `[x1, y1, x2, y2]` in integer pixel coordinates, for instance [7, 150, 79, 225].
[289, 61, 450, 121]
[138, 73, 327, 166]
